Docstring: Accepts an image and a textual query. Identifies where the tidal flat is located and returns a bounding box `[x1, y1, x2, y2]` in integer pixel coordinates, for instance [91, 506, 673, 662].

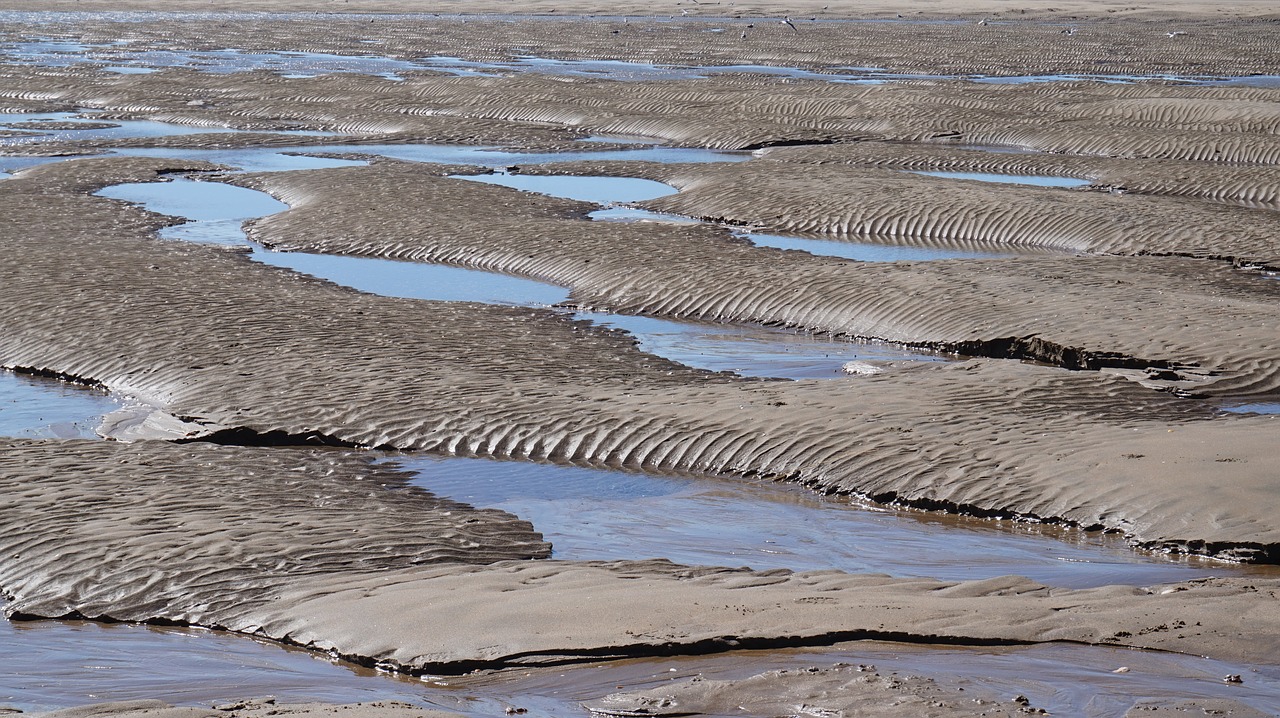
[2, 2, 1279, 716]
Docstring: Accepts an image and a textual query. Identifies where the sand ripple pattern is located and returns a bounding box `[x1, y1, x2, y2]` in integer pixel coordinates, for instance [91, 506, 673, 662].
[238, 162, 1280, 397]
[2, 157, 1278, 562]
[640, 161, 1280, 265]
[0, 440, 549, 622]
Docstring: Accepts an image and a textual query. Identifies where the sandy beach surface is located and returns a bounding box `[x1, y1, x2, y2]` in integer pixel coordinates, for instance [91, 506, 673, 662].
[1, 2, 1279, 716]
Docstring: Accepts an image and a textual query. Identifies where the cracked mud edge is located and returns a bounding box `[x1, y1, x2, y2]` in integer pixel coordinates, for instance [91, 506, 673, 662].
[2, 606, 1049, 676]
[3, 364, 225, 442]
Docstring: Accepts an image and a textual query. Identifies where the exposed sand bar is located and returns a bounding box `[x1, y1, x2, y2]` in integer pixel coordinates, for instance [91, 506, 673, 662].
[5, 76, 1280, 166]
[530, 157, 1280, 261]
[3, 440, 1279, 671]
[2, 156, 1278, 562]
[238, 161, 1280, 396]
[0, 440, 548, 623]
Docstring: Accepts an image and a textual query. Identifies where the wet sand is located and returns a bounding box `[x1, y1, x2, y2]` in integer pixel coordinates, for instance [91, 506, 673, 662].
[2, 4, 1280, 717]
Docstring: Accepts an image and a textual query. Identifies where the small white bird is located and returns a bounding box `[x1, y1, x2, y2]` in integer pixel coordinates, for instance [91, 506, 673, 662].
[782, 16, 798, 32]
[978, 18, 987, 25]
[1167, 30, 1187, 37]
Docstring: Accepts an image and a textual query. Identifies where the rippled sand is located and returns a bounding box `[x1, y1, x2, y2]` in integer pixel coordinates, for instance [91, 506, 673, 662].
[3, 3, 1280, 717]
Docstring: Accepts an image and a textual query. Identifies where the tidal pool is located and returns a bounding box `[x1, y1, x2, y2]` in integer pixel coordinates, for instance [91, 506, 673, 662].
[455, 173, 675, 204]
[111, 142, 744, 173]
[398, 454, 1259, 589]
[1220, 401, 1280, 415]
[746, 232, 1026, 261]
[0, 369, 119, 440]
[908, 169, 1091, 188]
[7, 609, 1279, 718]
[4, 37, 1276, 87]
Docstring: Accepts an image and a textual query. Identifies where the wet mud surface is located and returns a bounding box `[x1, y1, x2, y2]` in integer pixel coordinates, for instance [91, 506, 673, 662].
[2, 6, 1280, 717]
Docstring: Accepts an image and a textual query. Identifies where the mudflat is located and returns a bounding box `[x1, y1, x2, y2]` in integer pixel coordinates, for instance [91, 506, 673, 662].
[2, 3, 1279, 716]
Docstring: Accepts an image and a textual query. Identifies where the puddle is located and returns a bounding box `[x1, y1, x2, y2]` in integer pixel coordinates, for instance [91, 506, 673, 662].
[112, 147, 370, 173]
[450, 641, 1280, 718]
[0, 369, 119, 440]
[397, 455, 1258, 589]
[0, 42, 423, 80]
[455, 173, 675, 204]
[0, 608, 435, 712]
[109, 143, 743, 173]
[908, 170, 1091, 188]
[96, 178, 571, 307]
[8, 606, 1279, 718]
[254, 251, 571, 306]
[576, 311, 946, 378]
[586, 206, 701, 224]
[746, 232, 1023, 261]
[1220, 401, 1280, 415]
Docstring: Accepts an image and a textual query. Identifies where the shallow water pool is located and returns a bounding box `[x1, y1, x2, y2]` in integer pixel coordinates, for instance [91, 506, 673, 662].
[455, 173, 676, 204]
[747, 232, 1024, 261]
[577, 311, 946, 377]
[0, 111, 330, 148]
[398, 454, 1255, 589]
[908, 169, 1091, 188]
[0, 370, 118, 440]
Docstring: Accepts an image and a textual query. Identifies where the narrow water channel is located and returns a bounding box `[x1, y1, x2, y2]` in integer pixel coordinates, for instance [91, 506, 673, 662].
[396, 454, 1254, 589]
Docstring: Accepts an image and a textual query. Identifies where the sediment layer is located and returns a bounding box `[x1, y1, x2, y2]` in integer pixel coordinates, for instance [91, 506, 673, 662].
[2, 156, 1279, 562]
